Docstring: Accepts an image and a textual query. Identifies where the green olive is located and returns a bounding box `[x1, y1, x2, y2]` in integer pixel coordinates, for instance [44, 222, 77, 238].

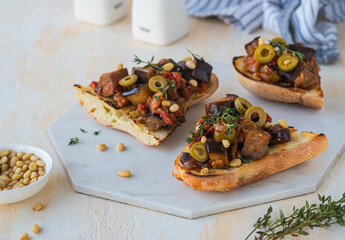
[214, 129, 236, 143]
[244, 106, 267, 127]
[254, 44, 276, 63]
[148, 75, 168, 93]
[271, 37, 286, 45]
[119, 75, 138, 87]
[277, 54, 299, 72]
[190, 142, 208, 163]
[235, 97, 252, 115]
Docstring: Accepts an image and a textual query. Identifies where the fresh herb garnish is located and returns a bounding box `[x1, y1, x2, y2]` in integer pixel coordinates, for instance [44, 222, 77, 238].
[68, 137, 79, 146]
[80, 128, 87, 133]
[186, 131, 197, 143]
[154, 78, 177, 101]
[241, 156, 253, 164]
[246, 193, 345, 240]
[187, 49, 205, 62]
[186, 106, 240, 143]
[93, 130, 101, 135]
[133, 55, 164, 71]
[269, 40, 305, 60]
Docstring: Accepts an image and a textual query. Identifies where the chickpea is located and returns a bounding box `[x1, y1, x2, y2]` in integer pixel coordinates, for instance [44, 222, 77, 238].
[17, 151, 25, 159]
[230, 158, 242, 168]
[30, 155, 40, 161]
[263, 121, 272, 129]
[0, 156, 8, 164]
[183, 56, 192, 62]
[161, 100, 171, 107]
[22, 164, 28, 172]
[2, 163, 9, 172]
[222, 139, 230, 149]
[117, 170, 131, 177]
[0, 181, 6, 188]
[16, 161, 24, 168]
[32, 202, 44, 211]
[0, 149, 10, 157]
[10, 157, 19, 167]
[189, 79, 198, 87]
[97, 144, 107, 151]
[200, 168, 210, 174]
[201, 136, 207, 144]
[186, 60, 196, 69]
[32, 224, 40, 234]
[30, 172, 38, 179]
[116, 142, 125, 152]
[116, 63, 123, 70]
[258, 37, 265, 45]
[36, 160, 45, 167]
[163, 63, 174, 71]
[38, 170, 45, 176]
[22, 153, 33, 161]
[29, 162, 37, 171]
[169, 104, 179, 113]
[19, 233, 29, 240]
[278, 119, 288, 128]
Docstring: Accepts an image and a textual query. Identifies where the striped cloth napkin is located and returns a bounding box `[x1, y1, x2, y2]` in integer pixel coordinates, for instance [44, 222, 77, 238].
[185, 0, 345, 64]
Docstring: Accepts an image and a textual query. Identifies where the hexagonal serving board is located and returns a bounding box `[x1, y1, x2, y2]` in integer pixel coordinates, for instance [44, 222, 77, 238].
[47, 62, 345, 219]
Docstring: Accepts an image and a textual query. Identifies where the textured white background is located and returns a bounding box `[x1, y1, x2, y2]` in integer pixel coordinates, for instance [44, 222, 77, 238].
[1, 0, 345, 239]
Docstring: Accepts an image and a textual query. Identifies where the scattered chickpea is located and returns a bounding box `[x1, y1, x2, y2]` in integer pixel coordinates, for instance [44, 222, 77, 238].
[32, 202, 44, 211]
[185, 60, 196, 69]
[222, 139, 230, 148]
[117, 170, 131, 177]
[263, 122, 272, 129]
[116, 142, 125, 152]
[32, 224, 40, 234]
[200, 168, 210, 174]
[230, 158, 242, 168]
[19, 232, 29, 240]
[163, 62, 174, 71]
[189, 79, 198, 87]
[278, 119, 288, 128]
[161, 100, 171, 107]
[201, 136, 207, 144]
[97, 144, 107, 151]
[183, 56, 192, 62]
[169, 104, 179, 113]
[116, 63, 123, 70]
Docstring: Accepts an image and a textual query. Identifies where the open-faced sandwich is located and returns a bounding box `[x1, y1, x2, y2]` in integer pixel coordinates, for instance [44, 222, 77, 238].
[232, 37, 323, 109]
[74, 52, 218, 146]
[172, 94, 328, 191]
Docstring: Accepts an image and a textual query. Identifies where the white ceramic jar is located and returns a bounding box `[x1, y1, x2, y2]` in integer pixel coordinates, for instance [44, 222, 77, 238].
[132, 0, 189, 45]
[73, 0, 128, 26]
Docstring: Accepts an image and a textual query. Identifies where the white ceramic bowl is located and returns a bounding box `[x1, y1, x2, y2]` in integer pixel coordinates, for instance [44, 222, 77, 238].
[0, 144, 53, 204]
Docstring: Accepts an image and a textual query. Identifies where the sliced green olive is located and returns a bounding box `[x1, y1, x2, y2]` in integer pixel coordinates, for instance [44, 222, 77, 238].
[190, 142, 208, 163]
[254, 44, 276, 64]
[119, 75, 138, 87]
[244, 106, 267, 127]
[214, 129, 236, 143]
[271, 37, 286, 45]
[277, 53, 299, 72]
[235, 97, 252, 115]
[148, 75, 168, 93]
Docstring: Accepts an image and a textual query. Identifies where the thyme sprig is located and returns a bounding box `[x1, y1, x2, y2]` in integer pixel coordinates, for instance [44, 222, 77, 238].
[186, 131, 197, 143]
[185, 106, 239, 143]
[93, 130, 101, 135]
[241, 156, 253, 164]
[187, 49, 204, 62]
[154, 78, 176, 101]
[68, 137, 79, 146]
[269, 40, 305, 60]
[246, 193, 345, 240]
[133, 55, 164, 71]
[80, 128, 87, 133]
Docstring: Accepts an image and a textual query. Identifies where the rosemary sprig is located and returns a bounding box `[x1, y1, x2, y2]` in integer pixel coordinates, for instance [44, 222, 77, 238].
[187, 49, 204, 62]
[93, 130, 101, 135]
[246, 193, 345, 240]
[133, 55, 164, 71]
[80, 128, 87, 133]
[68, 137, 79, 146]
[269, 40, 305, 60]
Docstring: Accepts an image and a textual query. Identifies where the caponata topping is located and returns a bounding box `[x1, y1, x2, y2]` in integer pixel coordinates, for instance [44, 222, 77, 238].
[119, 75, 138, 87]
[254, 44, 276, 63]
[148, 75, 168, 93]
[214, 130, 236, 143]
[244, 106, 267, 127]
[189, 142, 208, 163]
[277, 53, 299, 72]
[234, 97, 252, 115]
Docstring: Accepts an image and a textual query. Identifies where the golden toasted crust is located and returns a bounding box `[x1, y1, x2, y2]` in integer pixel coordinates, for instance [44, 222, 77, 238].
[173, 131, 328, 192]
[74, 73, 219, 146]
[232, 57, 324, 109]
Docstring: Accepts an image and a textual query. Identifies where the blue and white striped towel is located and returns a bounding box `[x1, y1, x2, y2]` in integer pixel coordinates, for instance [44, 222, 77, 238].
[186, 0, 345, 64]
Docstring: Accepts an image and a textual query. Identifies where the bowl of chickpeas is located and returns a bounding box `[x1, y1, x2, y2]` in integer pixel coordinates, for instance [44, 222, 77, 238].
[0, 144, 53, 204]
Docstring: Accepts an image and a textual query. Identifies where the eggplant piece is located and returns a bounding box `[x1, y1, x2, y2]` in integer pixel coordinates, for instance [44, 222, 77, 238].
[180, 152, 200, 169]
[245, 36, 260, 56]
[206, 140, 229, 168]
[288, 44, 316, 61]
[124, 84, 151, 106]
[265, 124, 291, 145]
[192, 60, 213, 83]
[122, 83, 145, 97]
[132, 67, 154, 83]
[205, 94, 238, 115]
[137, 113, 165, 131]
[98, 68, 128, 97]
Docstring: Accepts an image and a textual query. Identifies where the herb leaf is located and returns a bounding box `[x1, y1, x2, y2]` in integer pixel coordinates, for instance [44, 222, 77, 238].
[80, 128, 87, 133]
[187, 49, 205, 62]
[93, 130, 101, 135]
[241, 156, 253, 164]
[186, 131, 197, 143]
[133, 55, 164, 71]
[269, 40, 305, 60]
[68, 137, 79, 146]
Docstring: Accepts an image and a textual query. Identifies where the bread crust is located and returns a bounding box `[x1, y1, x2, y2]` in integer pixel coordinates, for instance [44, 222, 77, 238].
[232, 56, 324, 109]
[74, 73, 219, 146]
[173, 131, 328, 192]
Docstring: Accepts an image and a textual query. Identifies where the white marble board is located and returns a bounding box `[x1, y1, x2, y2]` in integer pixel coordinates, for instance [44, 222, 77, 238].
[47, 62, 345, 219]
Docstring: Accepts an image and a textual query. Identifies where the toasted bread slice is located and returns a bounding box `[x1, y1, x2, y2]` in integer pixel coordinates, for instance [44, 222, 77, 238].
[173, 130, 328, 192]
[232, 57, 324, 109]
[74, 73, 219, 146]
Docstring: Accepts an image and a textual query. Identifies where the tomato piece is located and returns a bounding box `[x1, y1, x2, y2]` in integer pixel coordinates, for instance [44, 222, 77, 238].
[137, 103, 146, 111]
[163, 72, 181, 88]
[266, 113, 272, 123]
[89, 81, 97, 89]
[156, 108, 177, 126]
